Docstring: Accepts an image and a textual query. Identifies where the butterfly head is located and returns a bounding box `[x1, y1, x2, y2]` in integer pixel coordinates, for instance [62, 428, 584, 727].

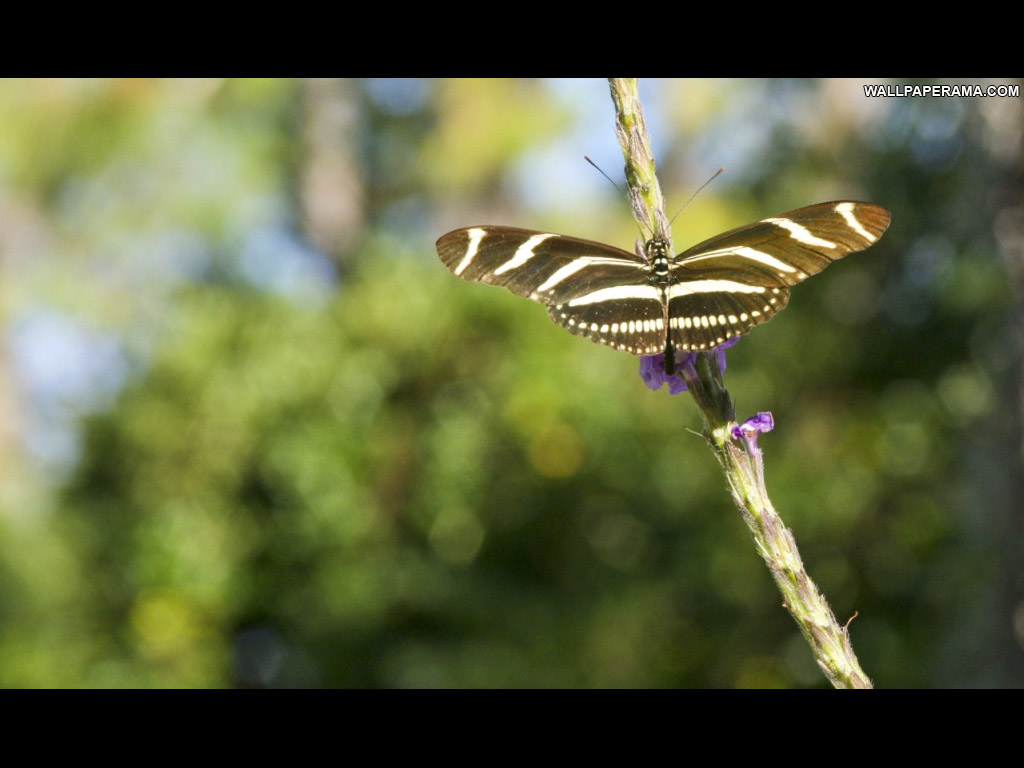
[644, 237, 671, 278]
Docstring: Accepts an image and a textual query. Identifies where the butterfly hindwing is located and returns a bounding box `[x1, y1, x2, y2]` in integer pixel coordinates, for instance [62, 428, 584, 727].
[667, 285, 790, 352]
[547, 293, 667, 356]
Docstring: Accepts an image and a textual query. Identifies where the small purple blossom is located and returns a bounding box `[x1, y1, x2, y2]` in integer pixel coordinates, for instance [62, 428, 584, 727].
[732, 412, 775, 442]
[639, 337, 739, 395]
[639, 354, 690, 394]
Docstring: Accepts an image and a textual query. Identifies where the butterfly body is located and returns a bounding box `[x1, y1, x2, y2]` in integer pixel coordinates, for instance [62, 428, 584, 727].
[436, 202, 891, 373]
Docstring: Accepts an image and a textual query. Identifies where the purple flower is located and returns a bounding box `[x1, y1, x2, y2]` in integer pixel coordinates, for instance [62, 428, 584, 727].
[640, 338, 739, 395]
[639, 354, 690, 394]
[731, 412, 775, 442]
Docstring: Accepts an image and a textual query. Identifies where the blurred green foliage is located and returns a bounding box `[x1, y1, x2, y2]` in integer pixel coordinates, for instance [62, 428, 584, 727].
[0, 78, 1020, 687]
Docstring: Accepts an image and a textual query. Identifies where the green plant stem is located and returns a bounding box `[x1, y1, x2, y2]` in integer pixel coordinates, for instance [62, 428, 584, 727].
[607, 77, 872, 689]
[608, 78, 669, 243]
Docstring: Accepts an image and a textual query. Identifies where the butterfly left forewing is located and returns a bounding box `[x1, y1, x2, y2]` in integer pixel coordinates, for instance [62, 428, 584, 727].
[437, 226, 666, 354]
[437, 226, 646, 301]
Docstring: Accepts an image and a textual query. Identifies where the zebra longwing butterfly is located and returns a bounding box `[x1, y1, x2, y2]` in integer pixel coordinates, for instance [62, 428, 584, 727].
[436, 201, 891, 374]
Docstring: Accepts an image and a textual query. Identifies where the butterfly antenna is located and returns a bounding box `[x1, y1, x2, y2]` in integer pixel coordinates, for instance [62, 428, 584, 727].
[668, 167, 724, 227]
[585, 155, 656, 241]
[584, 155, 624, 196]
